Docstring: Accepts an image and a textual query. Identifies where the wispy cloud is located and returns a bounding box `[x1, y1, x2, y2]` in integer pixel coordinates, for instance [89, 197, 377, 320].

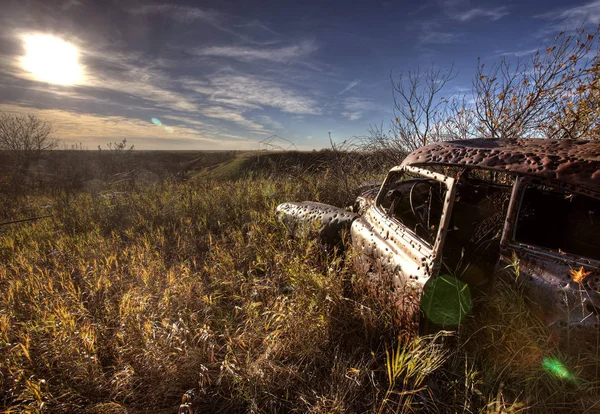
[201, 106, 267, 132]
[439, 0, 509, 22]
[194, 40, 317, 63]
[321, 80, 359, 110]
[234, 20, 280, 37]
[152, 114, 256, 141]
[449, 7, 509, 22]
[419, 31, 461, 44]
[0, 103, 249, 149]
[163, 114, 208, 129]
[342, 112, 361, 121]
[81, 49, 201, 113]
[256, 115, 284, 130]
[341, 97, 387, 121]
[494, 48, 539, 57]
[132, 5, 226, 31]
[416, 3, 507, 46]
[61, 0, 82, 11]
[416, 18, 463, 45]
[180, 78, 263, 110]
[206, 73, 320, 115]
[336, 80, 360, 98]
[536, 0, 600, 26]
[132, 4, 278, 45]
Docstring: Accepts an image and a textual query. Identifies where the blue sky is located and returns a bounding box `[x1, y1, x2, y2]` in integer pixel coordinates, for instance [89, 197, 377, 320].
[0, 0, 598, 150]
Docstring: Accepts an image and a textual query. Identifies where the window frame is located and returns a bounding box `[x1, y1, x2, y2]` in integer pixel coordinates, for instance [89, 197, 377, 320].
[374, 165, 456, 271]
[502, 176, 600, 266]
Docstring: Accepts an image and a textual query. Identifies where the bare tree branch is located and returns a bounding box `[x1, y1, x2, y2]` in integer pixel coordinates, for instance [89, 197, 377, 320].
[0, 113, 57, 167]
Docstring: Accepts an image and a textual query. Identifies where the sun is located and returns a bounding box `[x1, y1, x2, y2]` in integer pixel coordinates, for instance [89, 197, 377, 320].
[21, 34, 84, 85]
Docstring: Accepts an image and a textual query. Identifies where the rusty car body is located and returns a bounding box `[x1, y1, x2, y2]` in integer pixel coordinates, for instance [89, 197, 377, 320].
[277, 138, 600, 352]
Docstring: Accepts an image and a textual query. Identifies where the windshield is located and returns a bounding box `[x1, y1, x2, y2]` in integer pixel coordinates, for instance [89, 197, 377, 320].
[377, 170, 448, 247]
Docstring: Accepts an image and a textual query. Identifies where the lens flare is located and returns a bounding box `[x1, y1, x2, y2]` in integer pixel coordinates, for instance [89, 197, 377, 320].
[164, 126, 174, 133]
[21, 34, 83, 85]
[542, 357, 576, 381]
[151, 118, 162, 126]
[421, 274, 472, 326]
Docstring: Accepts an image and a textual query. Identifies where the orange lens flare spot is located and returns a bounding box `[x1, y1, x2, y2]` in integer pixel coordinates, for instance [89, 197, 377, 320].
[570, 266, 591, 284]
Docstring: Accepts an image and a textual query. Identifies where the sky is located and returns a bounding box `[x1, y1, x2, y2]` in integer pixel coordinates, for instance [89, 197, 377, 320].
[0, 0, 598, 150]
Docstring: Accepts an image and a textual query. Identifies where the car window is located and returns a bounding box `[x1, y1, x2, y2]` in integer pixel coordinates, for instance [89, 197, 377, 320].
[443, 172, 512, 277]
[515, 184, 600, 261]
[378, 171, 447, 247]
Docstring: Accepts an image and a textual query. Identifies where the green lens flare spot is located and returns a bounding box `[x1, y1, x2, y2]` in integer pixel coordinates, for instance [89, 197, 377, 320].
[151, 117, 162, 126]
[421, 274, 472, 326]
[542, 357, 576, 381]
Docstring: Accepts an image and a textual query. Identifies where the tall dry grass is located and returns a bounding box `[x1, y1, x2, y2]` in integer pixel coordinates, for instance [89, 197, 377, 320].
[1, 172, 599, 412]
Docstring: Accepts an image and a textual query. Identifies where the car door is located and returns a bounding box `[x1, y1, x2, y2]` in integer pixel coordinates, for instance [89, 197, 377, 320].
[351, 165, 456, 326]
[499, 176, 600, 353]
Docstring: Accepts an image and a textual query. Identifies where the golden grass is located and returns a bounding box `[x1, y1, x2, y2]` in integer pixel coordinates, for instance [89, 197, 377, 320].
[1, 175, 599, 412]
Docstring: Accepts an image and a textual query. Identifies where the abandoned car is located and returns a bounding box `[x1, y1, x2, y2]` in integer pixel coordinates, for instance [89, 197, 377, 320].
[277, 138, 600, 352]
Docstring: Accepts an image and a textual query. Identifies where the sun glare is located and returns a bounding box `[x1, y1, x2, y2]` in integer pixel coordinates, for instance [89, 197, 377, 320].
[21, 34, 83, 85]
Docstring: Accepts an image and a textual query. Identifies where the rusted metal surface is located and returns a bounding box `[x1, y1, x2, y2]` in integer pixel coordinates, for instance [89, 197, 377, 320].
[277, 138, 600, 354]
[402, 138, 600, 193]
[353, 184, 379, 215]
[499, 173, 600, 355]
[350, 206, 430, 330]
[498, 249, 600, 356]
[349, 165, 456, 331]
[276, 202, 358, 246]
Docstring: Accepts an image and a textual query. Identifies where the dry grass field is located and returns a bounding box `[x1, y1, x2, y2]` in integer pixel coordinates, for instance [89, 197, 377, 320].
[1, 150, 599, 413]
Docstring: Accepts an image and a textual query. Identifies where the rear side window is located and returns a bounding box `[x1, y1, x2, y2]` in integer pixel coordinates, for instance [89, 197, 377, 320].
[515, 184, 600, 261]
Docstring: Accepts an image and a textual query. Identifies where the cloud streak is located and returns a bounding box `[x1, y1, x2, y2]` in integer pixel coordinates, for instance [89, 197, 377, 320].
[439, 0, 509, 22]
[536, 0, 600, 26]
[0, 103, 253, 149]
[341, 97, 387, 121]
[195, 40, 317, 63]
[131, 4, 280, 45]
[82, 49, 200, 113]
[206, 73, 320, 115]
[201, 106, 267, 132]
[321, 80, 359, 110]
[494, 48, 539, 57]
[449, 7, 509, 22]
[419, 31, 461, 44]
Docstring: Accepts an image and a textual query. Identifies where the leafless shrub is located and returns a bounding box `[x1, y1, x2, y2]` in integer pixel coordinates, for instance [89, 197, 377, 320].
[390, 64, 458, 151]
[363, 65, 478, 162]
[0, 112, 57, 166]
[97, 138, 137, 186]
[0, 112, 58, 196]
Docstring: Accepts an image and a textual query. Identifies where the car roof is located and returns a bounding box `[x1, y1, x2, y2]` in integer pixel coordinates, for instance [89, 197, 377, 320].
[400, 138, 600, 193]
